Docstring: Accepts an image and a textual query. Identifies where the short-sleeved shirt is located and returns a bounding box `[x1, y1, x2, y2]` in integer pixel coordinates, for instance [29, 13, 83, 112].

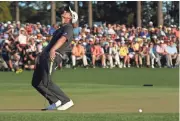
[119, 46, 128, 56]
[72, 45, 85, 56]
[44, 23, 73, 54]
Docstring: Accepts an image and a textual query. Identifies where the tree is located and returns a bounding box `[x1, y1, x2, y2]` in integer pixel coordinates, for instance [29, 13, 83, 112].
[88, 1, 92, 28]
[51, 1, 56, 25]
[15, 1, 20, 22]
[0, 2, 12, 22]
[136, 1, 141, 27]
[157, 1, 163, 26]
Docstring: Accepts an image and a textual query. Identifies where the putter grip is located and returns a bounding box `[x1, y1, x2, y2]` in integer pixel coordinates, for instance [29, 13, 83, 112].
[49, 61, 53, 75]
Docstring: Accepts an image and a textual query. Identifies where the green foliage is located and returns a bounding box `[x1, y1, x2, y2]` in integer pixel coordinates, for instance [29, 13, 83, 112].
[0, 2, 12, 22]
[127, 13, 134, 26]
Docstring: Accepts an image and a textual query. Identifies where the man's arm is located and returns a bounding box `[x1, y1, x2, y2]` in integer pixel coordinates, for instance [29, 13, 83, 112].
[51, 36, 67, 51]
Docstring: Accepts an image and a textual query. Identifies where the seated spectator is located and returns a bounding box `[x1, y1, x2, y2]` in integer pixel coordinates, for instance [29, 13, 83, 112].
[128, 42, 135, 64]
[166, 41, 178, 68]
[11, 52, 23, 74]
[23, 45, 36, 70]
[1, 40, 14, 71]
[133, 40, 141, 68]
[119, 41, 130, 68]
[139, 43, 150, 67]
[155, 40, 168, 68]
[71, 41, 88, 69]
[149, 42, 157, 68]
[91, 42, 106, 68]
[110, 41, 121, 68]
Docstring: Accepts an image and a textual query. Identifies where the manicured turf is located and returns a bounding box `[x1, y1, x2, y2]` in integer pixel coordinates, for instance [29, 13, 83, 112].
[0, 113, 178, 121]
[0, 68, 179, 121]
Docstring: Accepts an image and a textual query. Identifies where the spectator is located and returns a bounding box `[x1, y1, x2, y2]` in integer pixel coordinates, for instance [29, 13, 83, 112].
[155, 40, 168, 68]
[166, 41, 178, 68]
[71, 41, 88, 69]
[91, 42, 106, 68]
[149, 42, 156, 68]
[119, 41, 130, 68]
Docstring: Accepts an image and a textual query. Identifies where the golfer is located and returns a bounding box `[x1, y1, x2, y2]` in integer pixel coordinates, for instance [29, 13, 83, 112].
[32, 6, 78, 110]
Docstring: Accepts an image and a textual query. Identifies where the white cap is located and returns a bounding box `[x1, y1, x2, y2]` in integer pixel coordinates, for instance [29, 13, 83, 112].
[20, 27, 25, 31]
[122, 28, 126, 32]
[121, 37, 125, 41]
[75, 37, 79, 41]
[7, 21, 11, 24]
[85, 29, 90, 33]
[109, 40, 114, 43]
[121, 40, 125, 44]
[160, 40, 164, 43]
[4, 23, 7, 27]
[17, 21, 20, 24]
[89, 38, 93, 41]
[69, 6, 78, 24]
[42, 37, 46, 40]
[5, 40, 10, 44]
[94, 24, 97, 27]
[149, 21, 153, 25]
[142, 36, 146, 39]
[168, 28, 171, 31]
[152, 35, 157, 39]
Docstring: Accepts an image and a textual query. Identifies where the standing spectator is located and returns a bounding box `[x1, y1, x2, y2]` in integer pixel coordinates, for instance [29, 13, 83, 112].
[73, 23, 81, 39]
[49, 24, 56, 35]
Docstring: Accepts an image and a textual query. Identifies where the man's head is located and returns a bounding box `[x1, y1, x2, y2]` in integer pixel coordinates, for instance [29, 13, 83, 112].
[59, 6, 78, 24]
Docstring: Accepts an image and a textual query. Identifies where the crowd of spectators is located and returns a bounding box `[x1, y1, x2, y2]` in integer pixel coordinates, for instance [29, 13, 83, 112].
[0, 21, 179, 73]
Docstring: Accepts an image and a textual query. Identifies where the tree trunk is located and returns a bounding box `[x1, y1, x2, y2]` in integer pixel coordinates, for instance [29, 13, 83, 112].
[88, 1, 93, 28]
[136, 1, 141, 27]
[74, 1, 79, 25]
[157, 1, 163, 26]
[51, 1, 56, 25]
[15, 1, 19, 22]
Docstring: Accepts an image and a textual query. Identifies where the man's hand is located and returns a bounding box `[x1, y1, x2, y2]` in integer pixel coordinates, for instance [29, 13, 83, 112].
[50, 49, 56, 62]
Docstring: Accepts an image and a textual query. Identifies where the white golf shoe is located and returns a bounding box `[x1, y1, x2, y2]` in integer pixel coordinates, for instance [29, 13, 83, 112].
[57, 100, 74, 111]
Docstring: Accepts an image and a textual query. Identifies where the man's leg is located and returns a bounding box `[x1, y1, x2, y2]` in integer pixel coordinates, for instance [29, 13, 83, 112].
[115, 54, 121, 67]
[139, 54, 143, 67]
[71, 55, 76, 67]
[155, 53, 162, 67]
[40, 55, 70, 105]
[31, 63, 53, 105]
[92, 55, 96, 67]
[166, 54, 172, 67]
[82, 55, 88, 66]
[108, 55, 113, 68]
[146, 54, 150, 67]
[150, 54, 155, 68]
[175, 54, 179, 66]
[101, 54, 106, 67]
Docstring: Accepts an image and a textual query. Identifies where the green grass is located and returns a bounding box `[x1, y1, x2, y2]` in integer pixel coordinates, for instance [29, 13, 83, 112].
[0, 113, 178, 121]
[0, 68, 179, 121]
